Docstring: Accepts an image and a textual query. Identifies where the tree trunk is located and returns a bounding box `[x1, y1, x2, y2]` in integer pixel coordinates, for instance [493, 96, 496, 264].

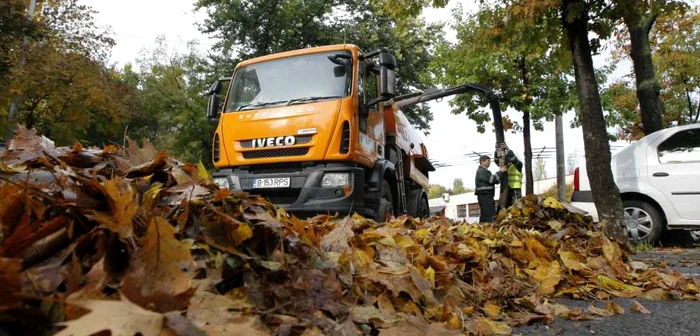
[523, 110, 533, 195]
[487, 95, 509, 211]
[561, 0, 627, 243]
[626, 13, 664, 135]
[555, 113, 566, 201]
[519, 57, 534, 195]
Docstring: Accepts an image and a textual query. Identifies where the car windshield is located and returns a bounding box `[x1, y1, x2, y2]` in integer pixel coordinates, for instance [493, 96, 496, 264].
[224, 51, 352, 112]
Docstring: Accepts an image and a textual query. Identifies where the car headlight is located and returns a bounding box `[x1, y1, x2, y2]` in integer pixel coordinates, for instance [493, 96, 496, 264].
[321, 173, 350, 187]
[214, 177, 230, 189]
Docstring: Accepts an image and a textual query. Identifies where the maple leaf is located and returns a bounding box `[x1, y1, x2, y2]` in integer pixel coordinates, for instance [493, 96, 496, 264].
[55, 295, 164, 336]
[121, 217, 195, 312]
[87, 177, 138, 239]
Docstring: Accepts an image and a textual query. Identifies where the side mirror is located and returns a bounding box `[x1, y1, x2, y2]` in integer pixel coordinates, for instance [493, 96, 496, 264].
[359, 104, 369, 118]
[207, 94, 220, 121]
[378, 51, 397, 99]
[380, 67, 396, 99]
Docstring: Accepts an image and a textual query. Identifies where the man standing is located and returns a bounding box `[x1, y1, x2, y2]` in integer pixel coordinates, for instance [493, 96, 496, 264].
[503, 144, 523, 206]
[475, 155, 507, 223]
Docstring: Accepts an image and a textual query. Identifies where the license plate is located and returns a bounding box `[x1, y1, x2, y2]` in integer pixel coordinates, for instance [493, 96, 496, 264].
[253, 177, 290, 188]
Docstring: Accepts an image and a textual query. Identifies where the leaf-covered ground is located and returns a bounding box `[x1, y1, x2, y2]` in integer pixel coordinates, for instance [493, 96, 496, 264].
[1, 126, 699, 336]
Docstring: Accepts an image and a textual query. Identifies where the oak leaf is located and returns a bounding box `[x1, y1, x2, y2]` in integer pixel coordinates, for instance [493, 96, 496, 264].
[55, 296, 164, 336]
[122, 217, 194, 312]
[88, 177, 138, 239]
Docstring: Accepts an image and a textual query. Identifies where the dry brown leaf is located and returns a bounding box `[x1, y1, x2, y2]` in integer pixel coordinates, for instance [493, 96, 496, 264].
[606, 301, 625, 315]
[0, 257, 22, 309]
[465, 318, 512, 335]
[122, 217, 194, 312]
[88, 178, 138, 239]
[587, 304, 614, 317]
[631, 300, 651, 314]
[55, 296, 164, 336]
[321, 217, 354, 253]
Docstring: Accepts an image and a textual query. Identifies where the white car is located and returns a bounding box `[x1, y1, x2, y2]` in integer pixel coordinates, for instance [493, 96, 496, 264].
[571, 123, 700, 243]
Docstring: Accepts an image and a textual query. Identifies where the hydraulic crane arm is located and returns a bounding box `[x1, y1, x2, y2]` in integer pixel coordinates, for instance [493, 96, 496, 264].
[392, 84, 511, 210]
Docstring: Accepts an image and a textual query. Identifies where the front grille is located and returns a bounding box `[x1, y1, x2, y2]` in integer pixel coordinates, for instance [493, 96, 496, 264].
[242, 147, 309, 159]
[252, 189, 300, 205]
[250, 165, 303, 175]
[240, 135, 312, 148]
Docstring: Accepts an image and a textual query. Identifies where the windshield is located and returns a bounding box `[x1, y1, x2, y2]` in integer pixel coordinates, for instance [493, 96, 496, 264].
[224, 51, 352, 112]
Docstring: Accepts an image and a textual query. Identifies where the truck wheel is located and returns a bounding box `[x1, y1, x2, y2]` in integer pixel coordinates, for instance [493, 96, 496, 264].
[377, 180, 394, 222]
[417, 195, 429, 219]
[624, 199, 664, 244]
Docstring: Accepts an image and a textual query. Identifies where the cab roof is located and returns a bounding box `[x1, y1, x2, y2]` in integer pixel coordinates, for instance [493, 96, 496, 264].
[236, 44, 361, 68]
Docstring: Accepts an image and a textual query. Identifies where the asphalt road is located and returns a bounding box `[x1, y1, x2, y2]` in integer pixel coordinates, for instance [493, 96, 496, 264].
[513, 249, 700, 336]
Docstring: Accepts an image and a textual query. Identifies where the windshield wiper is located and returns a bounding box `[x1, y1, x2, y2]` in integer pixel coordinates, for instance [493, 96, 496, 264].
[236, 100, 289, 111]
[286, 95, 344, 106]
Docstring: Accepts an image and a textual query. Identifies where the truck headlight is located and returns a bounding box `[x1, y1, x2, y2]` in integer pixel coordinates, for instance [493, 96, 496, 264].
[321, 173, 350, 187]
[214, 177, 230, 189]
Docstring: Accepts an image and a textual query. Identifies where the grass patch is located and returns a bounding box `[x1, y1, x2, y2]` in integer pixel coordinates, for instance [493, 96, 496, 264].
[632, 242, 655, 252]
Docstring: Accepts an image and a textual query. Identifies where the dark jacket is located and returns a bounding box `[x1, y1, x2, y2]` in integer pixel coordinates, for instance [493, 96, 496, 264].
[475, 165, 501, 195]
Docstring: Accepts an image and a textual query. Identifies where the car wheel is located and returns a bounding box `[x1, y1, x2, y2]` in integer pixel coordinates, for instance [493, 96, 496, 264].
[377, 180, 394, 222]
[624, 200, 664, 244]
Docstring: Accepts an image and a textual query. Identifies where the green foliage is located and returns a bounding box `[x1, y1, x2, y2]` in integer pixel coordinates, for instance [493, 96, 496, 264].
[0, 0, 128, 145]
[129, 39, 217, 165]
[428, 184, 449, 199]
[430, 3, 575, 133]
[652, 4, 700, 125]
[427, 178, 473, 198]
[194, 0, 445, 132]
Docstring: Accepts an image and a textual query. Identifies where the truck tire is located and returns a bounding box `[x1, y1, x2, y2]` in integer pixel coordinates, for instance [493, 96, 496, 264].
[377, 180, 394, 222]
[623, 199, 664, 244]
[416, 195, 429, 219]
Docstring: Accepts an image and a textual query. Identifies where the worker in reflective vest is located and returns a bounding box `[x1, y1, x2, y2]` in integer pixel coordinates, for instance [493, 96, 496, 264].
[504, 145, 523, 207]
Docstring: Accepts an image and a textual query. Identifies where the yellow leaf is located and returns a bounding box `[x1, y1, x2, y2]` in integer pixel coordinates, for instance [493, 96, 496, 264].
[425, 266, 436, 288]
[525, 260, 562, 295]
[606, 301, 625, 315]
[56, 296, 164, 336]
[447, 313, 461, 329]
[596, 275, 642, 294]
[484, 301, 501, 318]
[558, 250, 588, 271]
[197, 160, 211, 182]
[90, 178, 138, 239]
[639, 288, 670, 300]
[543, 197, 563, 209]
[602, 237, 622, 263]
[235, 223, 254, 245]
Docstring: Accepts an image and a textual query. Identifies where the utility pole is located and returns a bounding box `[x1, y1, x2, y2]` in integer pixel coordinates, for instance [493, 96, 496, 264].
[555, 113, 566, 201]
[4, 0, 38, 143]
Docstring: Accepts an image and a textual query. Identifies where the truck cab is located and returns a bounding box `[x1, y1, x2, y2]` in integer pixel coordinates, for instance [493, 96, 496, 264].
[206, 44, 434, 221]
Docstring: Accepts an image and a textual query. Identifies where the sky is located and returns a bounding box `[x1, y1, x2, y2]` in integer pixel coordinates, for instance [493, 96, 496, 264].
[81, 0, 631, 189]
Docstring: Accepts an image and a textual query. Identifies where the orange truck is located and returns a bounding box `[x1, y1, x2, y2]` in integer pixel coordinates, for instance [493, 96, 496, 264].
[206, 44, 505, 221]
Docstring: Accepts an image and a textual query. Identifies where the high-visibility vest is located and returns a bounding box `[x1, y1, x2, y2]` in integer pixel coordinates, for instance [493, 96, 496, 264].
[508, 164, 522, 189]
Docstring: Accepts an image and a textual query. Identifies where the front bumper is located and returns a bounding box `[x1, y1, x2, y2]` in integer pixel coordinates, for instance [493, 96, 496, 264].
[570, 190, 599, 222]
[212, 162, 373, 218]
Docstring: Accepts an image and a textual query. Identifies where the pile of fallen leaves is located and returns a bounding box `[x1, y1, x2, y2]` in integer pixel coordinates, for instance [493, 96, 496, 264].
[1, 126, 699, 336]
